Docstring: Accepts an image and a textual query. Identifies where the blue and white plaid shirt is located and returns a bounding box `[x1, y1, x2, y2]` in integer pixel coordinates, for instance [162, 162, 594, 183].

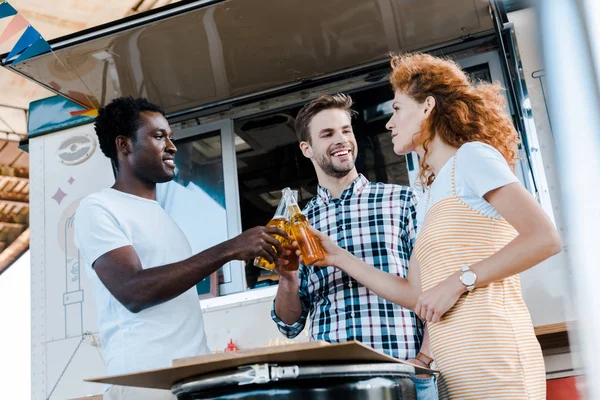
[271, 174, 423, 360]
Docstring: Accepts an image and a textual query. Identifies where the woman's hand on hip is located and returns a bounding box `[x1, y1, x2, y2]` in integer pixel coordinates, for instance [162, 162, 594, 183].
[415, 271, 465, 322]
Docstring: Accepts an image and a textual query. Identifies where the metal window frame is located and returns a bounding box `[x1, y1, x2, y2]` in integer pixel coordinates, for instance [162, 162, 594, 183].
[174, 118, 245, 295]
[489, 1, 557, 220]
[456, 50, 535, 193]
[456, 51, 510, 108]
[502, 24, 556, 222]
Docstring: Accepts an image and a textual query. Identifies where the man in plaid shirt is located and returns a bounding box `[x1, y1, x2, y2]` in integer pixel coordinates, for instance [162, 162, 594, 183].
[271, 94, 437, 399]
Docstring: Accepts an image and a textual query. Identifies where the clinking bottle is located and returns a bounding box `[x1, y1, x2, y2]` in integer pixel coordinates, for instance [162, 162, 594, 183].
[253, 190, 300, 272]
[282, 187, 325, 266]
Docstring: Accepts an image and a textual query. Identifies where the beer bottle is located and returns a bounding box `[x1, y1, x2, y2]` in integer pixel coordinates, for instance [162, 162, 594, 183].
[282, 187, 325, 266]
[254, 195, 288, 271]
[253, 190, 301, 272]
[281, 192, 300, 272]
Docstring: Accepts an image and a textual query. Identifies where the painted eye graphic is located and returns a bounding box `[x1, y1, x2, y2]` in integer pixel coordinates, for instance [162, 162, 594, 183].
[58, 134, 96, 165]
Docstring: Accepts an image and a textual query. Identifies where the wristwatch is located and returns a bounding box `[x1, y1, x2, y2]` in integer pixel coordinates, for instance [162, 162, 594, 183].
[460, 265, 477, 292]
[415, 352, 434, 368]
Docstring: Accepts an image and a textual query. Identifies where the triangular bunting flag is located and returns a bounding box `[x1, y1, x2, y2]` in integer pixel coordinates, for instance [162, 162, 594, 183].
[12, 37, 50, 64]
[69, 109, 87, 117]
[81, 109, 99, 117]
[6, 25, 40, 62]
[0, 2, 17, 20]
[0, 14, 29, 46]
[69, 109, 98, 117]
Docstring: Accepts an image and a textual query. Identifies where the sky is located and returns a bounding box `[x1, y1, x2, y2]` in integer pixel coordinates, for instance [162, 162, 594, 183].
[0, 251, 31, 399]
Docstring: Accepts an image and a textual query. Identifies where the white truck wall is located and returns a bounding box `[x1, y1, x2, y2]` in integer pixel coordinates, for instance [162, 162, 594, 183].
[29, 124, 308, 400]
[30, 124, 114, 400]
[508, 8, 577, 378]
[200, 287, 308, 352]
[507, 8, 574, 328]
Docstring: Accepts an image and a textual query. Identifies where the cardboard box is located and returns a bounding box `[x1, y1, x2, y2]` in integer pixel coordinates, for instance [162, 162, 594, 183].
[86, 340, 434, 390]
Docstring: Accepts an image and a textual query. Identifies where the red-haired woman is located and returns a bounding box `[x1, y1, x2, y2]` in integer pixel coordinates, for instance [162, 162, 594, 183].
[306, 53, 562, 398]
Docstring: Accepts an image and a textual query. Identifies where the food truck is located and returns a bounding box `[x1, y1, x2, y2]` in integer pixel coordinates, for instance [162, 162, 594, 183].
[2, 0, 576, 398]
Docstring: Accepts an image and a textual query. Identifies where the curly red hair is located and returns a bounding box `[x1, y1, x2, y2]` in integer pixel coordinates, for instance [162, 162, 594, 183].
[389, 53, 519, 186]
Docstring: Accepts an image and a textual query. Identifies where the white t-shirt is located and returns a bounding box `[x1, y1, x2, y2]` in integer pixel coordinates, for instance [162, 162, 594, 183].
[74, 188, 209, 376]
[416, 142, 519, 230]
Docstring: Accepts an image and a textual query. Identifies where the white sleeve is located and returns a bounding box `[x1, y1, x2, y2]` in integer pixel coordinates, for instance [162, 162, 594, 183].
[74, 198, 132, 267]
[457, 142, 519, 198]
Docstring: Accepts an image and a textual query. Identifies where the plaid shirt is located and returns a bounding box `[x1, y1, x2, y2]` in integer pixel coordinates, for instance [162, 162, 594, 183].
[271, 174, 423, 360]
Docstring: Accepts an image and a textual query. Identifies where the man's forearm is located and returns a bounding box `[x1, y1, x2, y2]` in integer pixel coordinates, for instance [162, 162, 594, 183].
[274, 277, 303, 325]
[118, 242, 234, 312]
[96, 225, 287, 313]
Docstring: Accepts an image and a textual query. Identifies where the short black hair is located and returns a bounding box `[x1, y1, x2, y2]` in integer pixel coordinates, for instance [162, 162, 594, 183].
[94, 96, 165, 167]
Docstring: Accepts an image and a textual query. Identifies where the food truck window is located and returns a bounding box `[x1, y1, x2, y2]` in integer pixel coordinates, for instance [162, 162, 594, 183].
[234, 111, 316, 289]
[162, 50, 543, 295]
[159, 120, 246, 296]
[235, 84, 411, 289]
[234, 50, 540, 290]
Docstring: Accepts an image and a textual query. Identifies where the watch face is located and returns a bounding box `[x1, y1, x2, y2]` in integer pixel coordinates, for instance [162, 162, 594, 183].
[461, 270, 476, 286]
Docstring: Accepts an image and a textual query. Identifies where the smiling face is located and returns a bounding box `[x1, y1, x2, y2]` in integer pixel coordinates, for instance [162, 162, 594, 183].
[385, 90, 434, 156]
[127, 111, 178, 183]
[300, 108, 358, 178]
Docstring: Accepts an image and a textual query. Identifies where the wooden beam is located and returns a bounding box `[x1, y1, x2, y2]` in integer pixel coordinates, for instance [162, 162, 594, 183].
[0, 222, 24, 229]
[535, 322, 569, 336]
[0, 198, 29, 206]
[0, 132, 26, 142]
[0, 200, 28, 207]
[535, 322, 571, 351]
[0, 175, 28, 182]
[0, 228, 29, 276]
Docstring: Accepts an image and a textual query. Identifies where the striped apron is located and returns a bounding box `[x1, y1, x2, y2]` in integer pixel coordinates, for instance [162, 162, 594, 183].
[415, 157, 545, 399]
